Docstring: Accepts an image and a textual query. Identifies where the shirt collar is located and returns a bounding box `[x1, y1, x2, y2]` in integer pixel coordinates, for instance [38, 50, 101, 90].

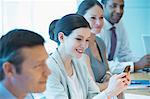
[0, 82, 16, 99]
[104, 18, 113, 30]
[104, 18, 123, 30]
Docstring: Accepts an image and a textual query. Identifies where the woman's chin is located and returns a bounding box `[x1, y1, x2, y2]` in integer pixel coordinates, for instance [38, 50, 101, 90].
[75, 53, 83, 59]
[91, 29, 101, 34]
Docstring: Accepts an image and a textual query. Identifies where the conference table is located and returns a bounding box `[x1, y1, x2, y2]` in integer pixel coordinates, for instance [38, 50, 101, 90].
[125, 72, 150, 96]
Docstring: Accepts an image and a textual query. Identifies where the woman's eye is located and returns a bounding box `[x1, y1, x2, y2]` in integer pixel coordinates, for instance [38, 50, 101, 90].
[75, 38, 82, 41]
[91, 17, 96, 20]
[100, 16, 103, 19]
[86, 39, 89, 42]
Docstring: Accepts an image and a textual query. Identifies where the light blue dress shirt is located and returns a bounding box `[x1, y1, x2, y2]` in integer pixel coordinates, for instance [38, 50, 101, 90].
[0, 82, 33, 99]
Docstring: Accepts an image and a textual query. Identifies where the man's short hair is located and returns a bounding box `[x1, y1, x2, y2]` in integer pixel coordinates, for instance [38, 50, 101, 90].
[0, 29, 45, 80]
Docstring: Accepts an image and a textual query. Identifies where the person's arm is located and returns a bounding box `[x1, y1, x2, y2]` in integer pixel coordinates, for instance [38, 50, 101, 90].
[108, 55, 150, 73]
[116, 22, 150, 71]
[119, 32, 150, 70]
[108, 61, 134, 74]
[134, 54, 150, 70]
[96, 82, 109, 92]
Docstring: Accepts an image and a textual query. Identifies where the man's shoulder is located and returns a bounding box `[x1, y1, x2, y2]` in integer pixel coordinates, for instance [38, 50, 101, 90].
[0, 82, 6, 95]
[0, 83, 16, 99]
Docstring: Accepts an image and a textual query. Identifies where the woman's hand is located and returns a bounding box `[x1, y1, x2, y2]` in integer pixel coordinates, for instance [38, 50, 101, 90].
[104, 73, 131, 97]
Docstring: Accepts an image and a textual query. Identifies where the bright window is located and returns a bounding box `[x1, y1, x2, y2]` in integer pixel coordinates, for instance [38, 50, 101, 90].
[0, 0, 77, 53]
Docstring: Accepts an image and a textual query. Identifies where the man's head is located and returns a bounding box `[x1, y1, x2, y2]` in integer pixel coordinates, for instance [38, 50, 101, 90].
[0, 29, 51, 94]
[101, 0, 124, 25]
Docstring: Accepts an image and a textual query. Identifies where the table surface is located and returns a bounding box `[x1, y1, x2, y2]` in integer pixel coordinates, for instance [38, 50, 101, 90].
[125, 72, 150, 96]
[130, 72, 150, 80]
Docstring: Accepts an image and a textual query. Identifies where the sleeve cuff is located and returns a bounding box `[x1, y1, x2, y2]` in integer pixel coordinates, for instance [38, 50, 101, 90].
[92, 91, 108, 99]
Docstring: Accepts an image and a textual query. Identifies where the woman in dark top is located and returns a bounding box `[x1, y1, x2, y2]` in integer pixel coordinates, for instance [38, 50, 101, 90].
[77, 0, 111, 91]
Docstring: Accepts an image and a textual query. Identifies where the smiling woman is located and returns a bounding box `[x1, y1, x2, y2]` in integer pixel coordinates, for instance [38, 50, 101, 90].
[42, 13, 131, 99]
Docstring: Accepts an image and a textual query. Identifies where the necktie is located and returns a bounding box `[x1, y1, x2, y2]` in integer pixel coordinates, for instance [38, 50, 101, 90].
[108, 26, 117, 61]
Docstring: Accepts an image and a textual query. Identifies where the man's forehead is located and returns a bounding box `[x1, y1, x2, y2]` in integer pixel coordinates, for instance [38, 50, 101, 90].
[21, 46, 48, 66]
[21, 46, 48, 59]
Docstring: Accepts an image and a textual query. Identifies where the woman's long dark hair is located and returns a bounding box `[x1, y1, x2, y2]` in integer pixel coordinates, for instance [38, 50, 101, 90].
[77, 0, 103, 16]
[52, 14, 90, 45]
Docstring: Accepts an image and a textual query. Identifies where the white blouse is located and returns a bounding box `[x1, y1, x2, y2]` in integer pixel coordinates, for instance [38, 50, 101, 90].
[67, 67, 84, 99]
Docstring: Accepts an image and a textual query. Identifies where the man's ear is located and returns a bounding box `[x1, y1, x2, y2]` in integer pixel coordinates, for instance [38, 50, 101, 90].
[2, 62, 16, 77]
[58, 32, 65, 43]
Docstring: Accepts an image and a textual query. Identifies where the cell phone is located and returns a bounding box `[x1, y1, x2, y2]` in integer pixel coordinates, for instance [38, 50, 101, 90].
[122, 65, 131, 78]
[123, 65, 131, 73]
